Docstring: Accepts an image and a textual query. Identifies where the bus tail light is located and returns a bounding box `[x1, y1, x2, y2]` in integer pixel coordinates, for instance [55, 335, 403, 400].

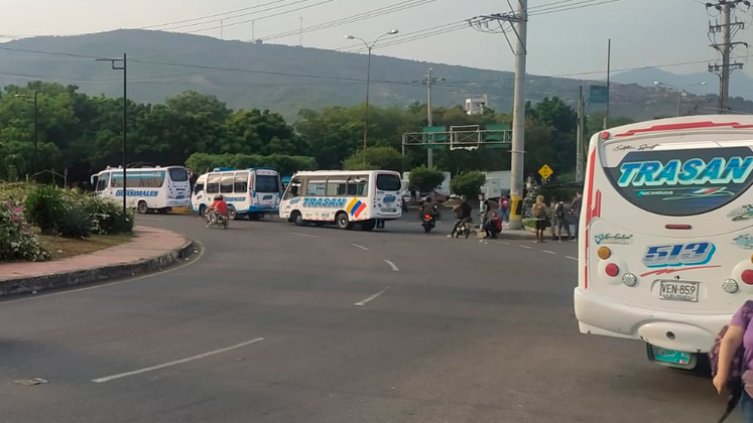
[723, 279, 740, 293]
[605, 263, 620, 277]
[597, 246, 612, 260]
[742, 270, 753, 285]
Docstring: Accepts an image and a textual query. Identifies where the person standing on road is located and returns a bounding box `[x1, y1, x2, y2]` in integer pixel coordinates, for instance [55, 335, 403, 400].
[555, 201, 572, 241]
[713, 301, 753, 422]
[571, 192, 583, 239]
[478, 194, 490, 230]
[499, 194, 510, 223]
[532, 195, 549, 244]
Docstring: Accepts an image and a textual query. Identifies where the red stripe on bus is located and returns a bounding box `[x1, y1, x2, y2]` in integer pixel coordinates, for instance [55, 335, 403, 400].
[614, 121, 753, 137]
[584, 149, 597, 290]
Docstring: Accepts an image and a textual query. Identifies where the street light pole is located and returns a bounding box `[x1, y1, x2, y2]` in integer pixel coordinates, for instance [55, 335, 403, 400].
[97, 53, 128, 222]
[345, 30, 399, 150]
[15, 91, 39, 177]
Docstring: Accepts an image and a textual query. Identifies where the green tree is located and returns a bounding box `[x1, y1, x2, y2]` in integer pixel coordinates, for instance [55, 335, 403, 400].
[343, 146, 403, 171]
[408, 166, 444, 193]
[451, 171, 485, 198]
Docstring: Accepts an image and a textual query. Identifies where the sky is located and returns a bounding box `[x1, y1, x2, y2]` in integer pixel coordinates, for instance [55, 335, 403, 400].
[1, 0, 751, 81]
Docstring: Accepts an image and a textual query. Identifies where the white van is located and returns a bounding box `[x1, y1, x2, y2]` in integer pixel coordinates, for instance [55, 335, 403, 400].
[191, 167, 281, 219]
[280, 170, 402, 230]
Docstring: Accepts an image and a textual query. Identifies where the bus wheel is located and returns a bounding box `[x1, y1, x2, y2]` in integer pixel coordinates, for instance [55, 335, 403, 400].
[292, 211, 304, 226]
[137, 201, 149, 214]
[336, 212, 352, 230]
[360, 220, 376, 231]
[228, 205, 237, 220]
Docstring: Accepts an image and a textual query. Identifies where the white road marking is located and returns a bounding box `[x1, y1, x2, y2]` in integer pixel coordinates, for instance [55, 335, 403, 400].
[384, 260, 400, 272]
[566, 256, 578, 261]
[496, 241, 511, 246]
[92, 337, 265, 383]
[352, 243, 369, 251]
[291, 232, 318, 238]
[520, 245, 533, 250]
[543, 250, 557, 255]
[354, 287, 389, 306]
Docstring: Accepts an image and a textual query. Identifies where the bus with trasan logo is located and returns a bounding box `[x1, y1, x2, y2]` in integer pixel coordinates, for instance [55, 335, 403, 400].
[574, 115, 753, 369]
[279, 170, 402, 230]
[191, 167, 281, 220]
[91, 165, 191, 214]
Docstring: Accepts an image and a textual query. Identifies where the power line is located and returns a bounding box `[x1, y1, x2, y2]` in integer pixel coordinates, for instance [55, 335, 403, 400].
[337, 20, 467, 51]
[161, 0, 322, 32]
[138, 0, 297, 29]
[260, 0, 439, 42]
[529, 0, 622, 16]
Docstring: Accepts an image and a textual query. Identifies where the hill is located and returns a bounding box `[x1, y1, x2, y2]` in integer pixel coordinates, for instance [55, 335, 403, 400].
[0, 29, 751, 120]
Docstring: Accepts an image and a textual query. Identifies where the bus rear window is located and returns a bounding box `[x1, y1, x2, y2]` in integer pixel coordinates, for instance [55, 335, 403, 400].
[604, 146, 753, 216]
[376, 174, 401, 191]
[256, 175, 280, 193]
[169, 168, 188, 182]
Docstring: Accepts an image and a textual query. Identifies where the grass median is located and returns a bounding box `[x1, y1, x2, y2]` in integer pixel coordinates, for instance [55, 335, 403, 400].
[37, 233, 133, 260]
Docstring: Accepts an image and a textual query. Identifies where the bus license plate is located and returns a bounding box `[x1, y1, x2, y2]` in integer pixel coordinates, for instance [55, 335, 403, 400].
[659, 280, 698, 302]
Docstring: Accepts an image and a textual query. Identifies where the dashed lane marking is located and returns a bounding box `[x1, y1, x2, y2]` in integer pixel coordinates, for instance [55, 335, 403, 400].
[354, 287, 389, 306]
[520, 245, 533, 250]
[566, 256, 578, 261]
[352, 243, 369, 251]
[291, 232, 319, 239]
[92, 337, 265, 383]
[543, 250, 557, 255]
[384, 260, 400, 272]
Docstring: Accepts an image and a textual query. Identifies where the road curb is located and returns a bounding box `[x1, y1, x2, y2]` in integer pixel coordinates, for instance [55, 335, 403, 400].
[0, 240, 198, 297]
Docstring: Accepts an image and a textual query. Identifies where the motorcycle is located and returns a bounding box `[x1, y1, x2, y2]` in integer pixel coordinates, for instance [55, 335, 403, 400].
[453, 219, 472, 239]
[421, 205, 439, 233]
[205, 210, 229, 229]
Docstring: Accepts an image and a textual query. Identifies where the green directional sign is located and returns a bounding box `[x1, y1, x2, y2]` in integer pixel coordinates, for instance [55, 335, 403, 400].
[421, 126, 446, 149]
[589, 85, 608, 104]
[484, 123, 511, 149]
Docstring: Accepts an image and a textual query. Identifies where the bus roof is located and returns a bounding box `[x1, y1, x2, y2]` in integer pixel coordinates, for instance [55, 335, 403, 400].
[597, 114, 753, 141]
[291, 170, 399, 177]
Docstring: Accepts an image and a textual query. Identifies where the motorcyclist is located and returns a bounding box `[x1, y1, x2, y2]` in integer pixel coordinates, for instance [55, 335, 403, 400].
[206, 194, 229, 226]
[449, 195, 472, 237]
[420, 196, 439, 220]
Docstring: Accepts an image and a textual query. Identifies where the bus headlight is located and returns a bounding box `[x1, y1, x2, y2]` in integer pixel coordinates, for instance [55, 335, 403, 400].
[723, 279, 740, 294]
[622, 273, 638, 287]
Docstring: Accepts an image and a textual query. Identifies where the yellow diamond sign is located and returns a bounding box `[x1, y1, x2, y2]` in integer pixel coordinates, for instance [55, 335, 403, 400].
[538, 164, 554, 180]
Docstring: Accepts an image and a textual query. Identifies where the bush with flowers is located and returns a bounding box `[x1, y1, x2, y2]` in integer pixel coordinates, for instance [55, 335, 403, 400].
[0, 201, 50, 262]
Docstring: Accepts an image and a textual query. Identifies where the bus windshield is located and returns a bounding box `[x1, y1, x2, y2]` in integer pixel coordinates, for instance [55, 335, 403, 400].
[169, 167, 189, 182]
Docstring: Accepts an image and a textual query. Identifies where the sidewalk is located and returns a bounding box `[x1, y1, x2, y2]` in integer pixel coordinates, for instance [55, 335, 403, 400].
[0, 226, 195, 297]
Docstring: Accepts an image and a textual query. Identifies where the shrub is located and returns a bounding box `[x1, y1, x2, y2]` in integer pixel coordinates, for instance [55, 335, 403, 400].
[343, 146, 403, 171]
[86, 197, 134, 235]
[408, 166, 445, 193]
[0, 201, 50, 262]
[24, 185, 65, 235]
[450, 171, 486, 199]
[57, 202, 92, 239]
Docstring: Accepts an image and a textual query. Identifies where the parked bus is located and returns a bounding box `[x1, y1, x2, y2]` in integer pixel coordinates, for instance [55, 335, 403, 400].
[280, 170, 402, 230]
[574, 115, 753, 369]
[91, 165, 191, 214]
[191, 167, 281, 219]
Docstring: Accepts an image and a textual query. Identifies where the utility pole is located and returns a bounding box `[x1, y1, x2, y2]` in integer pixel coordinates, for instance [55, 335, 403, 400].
[426, 67, 435, 168]
[576, 85, 585, 182]
[707, 0, 748, 113]
[299, 17, 303, 46]
[603, 38, 610, 129]
[469, 1, 527, 229]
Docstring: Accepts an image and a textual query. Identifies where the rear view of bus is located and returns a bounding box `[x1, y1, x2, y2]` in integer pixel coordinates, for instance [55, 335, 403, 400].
[574, 115, 753, 369]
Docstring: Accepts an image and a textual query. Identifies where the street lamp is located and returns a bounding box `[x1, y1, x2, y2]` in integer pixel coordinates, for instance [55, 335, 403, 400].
[345, 29, 399, 149]
[653, 81, 707, 116]
[96, 53, 128, 223]
[15, 91, 38, 176]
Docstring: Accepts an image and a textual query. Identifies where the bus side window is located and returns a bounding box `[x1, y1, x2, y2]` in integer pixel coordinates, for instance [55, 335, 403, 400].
[221, 174, 234, 194]
[327, 179, 347, 196]
[307, 180, 326, 196]
[347, 177, 368, 196]
[194, 183, 204, 194]
[206, 174, 220, 194]
[234, 172, 249, 193]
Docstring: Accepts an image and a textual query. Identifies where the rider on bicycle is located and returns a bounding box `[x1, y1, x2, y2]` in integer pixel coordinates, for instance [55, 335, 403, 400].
[449, 195, 472, 237]
[206, 194, 229, 226]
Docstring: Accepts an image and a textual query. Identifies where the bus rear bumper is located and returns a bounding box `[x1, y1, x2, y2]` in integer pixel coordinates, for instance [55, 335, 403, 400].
[574, 287, 730, 353]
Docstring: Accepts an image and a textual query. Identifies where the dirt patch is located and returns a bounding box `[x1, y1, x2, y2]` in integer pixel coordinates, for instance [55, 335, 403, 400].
[37, 234, 133, 260]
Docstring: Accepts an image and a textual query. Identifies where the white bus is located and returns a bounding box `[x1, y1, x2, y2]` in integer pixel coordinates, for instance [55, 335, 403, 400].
[280, 170, 402, 230]
[91, 165, 191, 214]
[191, 167, 281, 220]
[574, 115, 753, 369]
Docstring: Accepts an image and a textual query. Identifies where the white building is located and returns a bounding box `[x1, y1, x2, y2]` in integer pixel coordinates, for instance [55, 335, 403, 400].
[464, 94, 488, 115]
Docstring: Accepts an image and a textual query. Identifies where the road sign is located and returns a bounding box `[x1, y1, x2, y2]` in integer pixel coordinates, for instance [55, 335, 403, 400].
[538, 164, 554, 180]
[589, 85, 608, 103]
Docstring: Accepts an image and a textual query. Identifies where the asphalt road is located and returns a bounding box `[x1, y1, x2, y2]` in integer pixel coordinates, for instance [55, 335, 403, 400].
[0, 214, 728, 422]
